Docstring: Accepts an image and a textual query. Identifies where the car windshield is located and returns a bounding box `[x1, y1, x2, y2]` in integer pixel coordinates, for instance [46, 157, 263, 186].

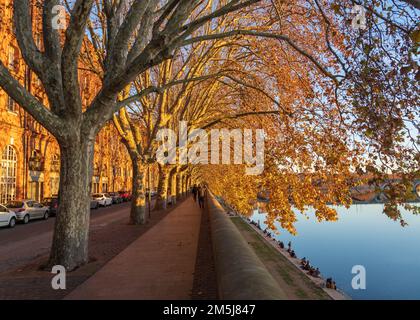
[93, 194, 102, 197]
[6, 201, 24, 208]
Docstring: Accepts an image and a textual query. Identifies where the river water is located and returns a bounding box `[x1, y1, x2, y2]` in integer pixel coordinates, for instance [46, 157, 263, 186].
[250, 204, 420, 300]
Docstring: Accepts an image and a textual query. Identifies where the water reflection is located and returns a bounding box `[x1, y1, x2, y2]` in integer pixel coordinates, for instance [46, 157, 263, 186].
[250, 204, 420, 300]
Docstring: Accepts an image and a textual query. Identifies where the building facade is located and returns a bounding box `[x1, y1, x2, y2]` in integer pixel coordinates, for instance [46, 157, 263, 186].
[0, 0, 132, 204]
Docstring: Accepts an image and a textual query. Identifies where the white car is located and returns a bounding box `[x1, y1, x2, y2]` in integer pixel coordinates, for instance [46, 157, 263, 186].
[92, 193, 113, 207]
[0, 204, 17, 228]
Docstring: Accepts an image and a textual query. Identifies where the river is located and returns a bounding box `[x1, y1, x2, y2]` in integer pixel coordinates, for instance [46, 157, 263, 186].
[250, 204, 420, 300]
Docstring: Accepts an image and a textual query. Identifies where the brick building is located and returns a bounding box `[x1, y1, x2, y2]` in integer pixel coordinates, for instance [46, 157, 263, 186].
[0, 0, 132, 204]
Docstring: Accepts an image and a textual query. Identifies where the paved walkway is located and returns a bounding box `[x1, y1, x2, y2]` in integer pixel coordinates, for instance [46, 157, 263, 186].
[66, 197, 202, 300]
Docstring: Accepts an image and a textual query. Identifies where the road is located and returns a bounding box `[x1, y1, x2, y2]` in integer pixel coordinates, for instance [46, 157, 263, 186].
[0, 202, 134, 273]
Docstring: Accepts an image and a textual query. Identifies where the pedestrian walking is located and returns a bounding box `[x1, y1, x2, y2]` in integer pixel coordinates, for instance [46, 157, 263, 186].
[198, 185, 206, 209]
[192, 184, 198, 202]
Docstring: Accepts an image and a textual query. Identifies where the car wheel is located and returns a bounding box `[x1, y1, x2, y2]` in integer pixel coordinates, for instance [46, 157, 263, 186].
[9, 217, 16, 228]
[23, 215, 30, 224]
[44, 211, 49, 220]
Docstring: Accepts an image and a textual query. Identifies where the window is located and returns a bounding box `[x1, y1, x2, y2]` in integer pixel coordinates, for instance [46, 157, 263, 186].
[8, 46, 18, 71]
[92, 183, 100, 194]
[51, 154, 60, 172]
[28, 182, 44, 202]
[114, 167, 122, 177]
[0, 145, 17, 204]
[7, 96, 16, 113]
[50, 177, 60, 195]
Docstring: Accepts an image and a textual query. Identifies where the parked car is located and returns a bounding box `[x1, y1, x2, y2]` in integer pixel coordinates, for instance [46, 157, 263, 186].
[145, 190, 157, 198]
[108, 192, 123, 204]
[92, 193, 113, 207]
[90, 197, 99, 210]
[0, 204, 17, 228]
[42, 197, 59, 216]
[118, 191, 132, 202]
[5, 200, 49, 224]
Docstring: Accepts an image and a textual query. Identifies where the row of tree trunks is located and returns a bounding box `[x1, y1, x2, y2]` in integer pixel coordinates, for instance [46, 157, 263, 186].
[127, 159, 193, 225]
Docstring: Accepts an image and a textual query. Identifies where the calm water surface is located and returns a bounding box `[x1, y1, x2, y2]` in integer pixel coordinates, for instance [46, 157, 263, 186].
[250, 204, 420, 300]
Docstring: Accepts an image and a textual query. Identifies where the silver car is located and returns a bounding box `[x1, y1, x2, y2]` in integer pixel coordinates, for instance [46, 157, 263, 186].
[0, 204, 17, 228]
[5, 200, 50, 224]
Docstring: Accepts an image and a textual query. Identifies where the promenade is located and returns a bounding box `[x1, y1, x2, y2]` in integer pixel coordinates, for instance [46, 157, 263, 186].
[64, 195, 336, 300]
[66, 197, 202, 300]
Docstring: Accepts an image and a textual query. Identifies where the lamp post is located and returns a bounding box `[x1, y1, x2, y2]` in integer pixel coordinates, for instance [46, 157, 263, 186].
[148, 163, 151, 219]
[145, 155, 153, 219]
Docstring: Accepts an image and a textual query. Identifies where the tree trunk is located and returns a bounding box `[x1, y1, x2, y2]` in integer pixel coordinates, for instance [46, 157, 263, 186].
[130, 159, 147, 224]
[155, 165, 169, 210]
[48, 138, 94, 271]
[181, 175, 185, 198]
[176, 172, 182, 200]
[185, 175, 190, 195]
[184, 175, 189, 195]
[169, 169, 176, 205]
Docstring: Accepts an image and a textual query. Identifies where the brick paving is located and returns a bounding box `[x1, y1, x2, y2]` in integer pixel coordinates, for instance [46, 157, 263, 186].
[66, 196, 201, 299]
[191, 196, 219, 300]
[0, 200, 182, 300]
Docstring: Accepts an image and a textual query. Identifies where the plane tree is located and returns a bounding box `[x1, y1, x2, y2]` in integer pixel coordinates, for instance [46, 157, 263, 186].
[0, 0, 417, 270]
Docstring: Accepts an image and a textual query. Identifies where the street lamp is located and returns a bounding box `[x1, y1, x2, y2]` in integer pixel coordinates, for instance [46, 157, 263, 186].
[144, 154, 154, 219]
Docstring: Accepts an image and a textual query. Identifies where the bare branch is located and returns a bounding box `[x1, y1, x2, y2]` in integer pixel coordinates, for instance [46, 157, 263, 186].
[116, 72, 228, 109]
[43, 0, 62, 61]
[61, 0, 94, 116]
[0, 62, 64, 136]
[200, 110, 285, 130]
[182, 29, 341, 84]
[13, 0, 46, 75]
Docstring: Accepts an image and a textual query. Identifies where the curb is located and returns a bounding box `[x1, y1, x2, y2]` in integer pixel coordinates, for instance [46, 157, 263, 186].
[208, 194, 287, 300]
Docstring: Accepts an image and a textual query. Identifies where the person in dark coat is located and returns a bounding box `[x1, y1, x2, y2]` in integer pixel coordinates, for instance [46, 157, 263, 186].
[192, 185, 198, 202]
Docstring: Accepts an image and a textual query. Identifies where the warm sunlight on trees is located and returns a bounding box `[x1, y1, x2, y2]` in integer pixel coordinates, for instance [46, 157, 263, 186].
[0, 0, 418, 269]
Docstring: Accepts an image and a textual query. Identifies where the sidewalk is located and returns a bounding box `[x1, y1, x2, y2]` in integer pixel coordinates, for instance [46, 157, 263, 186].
[66, 197, 202, 300]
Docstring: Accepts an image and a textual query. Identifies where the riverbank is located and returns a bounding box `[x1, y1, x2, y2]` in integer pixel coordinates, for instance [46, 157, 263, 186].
[232, 215, 349, 300]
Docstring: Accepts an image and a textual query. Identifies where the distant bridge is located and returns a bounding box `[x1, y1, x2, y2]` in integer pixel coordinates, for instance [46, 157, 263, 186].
[254, 179, 420, 205]
[350, 179, 420, 204]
